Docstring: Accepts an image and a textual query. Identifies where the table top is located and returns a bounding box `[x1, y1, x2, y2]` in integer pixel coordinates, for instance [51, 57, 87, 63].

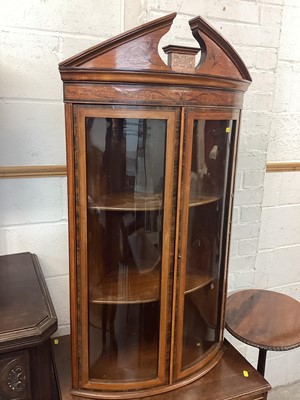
[0, 252, 57, 351]
[226, 289, 300, 351]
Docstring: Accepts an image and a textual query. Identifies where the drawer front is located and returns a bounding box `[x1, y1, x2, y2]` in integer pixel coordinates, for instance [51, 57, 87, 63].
[0, 350, 31, 400]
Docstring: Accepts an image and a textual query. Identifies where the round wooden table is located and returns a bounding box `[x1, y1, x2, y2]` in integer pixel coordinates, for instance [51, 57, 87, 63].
[225, 289, 300, 376]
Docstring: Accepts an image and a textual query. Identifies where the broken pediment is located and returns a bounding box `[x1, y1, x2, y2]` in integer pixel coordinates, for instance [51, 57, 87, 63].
[59, 12, 251, 85]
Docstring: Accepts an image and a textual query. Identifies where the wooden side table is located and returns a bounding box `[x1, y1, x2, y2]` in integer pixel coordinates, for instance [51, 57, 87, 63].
[0, 252, 57, 400]
[226, 289, 300, 376]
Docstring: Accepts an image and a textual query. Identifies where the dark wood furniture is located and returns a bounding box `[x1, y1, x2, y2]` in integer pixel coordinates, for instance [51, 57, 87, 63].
[58, 11, 261, 398]
[226, 289, 300, 376]
[0, 252, 57, 400]
[52, 335, 271, 400]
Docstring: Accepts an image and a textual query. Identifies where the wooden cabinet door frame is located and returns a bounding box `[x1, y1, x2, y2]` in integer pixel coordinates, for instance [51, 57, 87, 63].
[172, 108, 241, 382]
[73, 105, 179, 392]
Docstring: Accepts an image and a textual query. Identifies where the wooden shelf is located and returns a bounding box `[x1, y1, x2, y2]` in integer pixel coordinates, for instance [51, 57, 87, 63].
[189, 195, 220, 208]
[185, 268, 213, 294]
[90, 264, 161, 304]
[90, 265, 213, 305]
[89, 193, 220, 211]
[89, 192, 163, 211]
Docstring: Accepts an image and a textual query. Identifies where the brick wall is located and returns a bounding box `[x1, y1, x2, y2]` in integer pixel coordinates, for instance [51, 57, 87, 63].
[0, 0, 124, 337]
[256, 0, 300, 386]
[1, 0, 299, 387]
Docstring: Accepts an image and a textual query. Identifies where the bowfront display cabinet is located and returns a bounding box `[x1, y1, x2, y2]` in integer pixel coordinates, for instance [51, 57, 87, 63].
[59, 13, 252, 399]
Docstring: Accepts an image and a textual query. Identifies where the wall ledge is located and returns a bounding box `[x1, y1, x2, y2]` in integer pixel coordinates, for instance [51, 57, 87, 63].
[0, 165, 67, 178]
[266, 162, 300, 173]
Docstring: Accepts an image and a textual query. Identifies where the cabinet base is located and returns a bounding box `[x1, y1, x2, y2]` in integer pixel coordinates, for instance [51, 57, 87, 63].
[71, 346, 224, 399]
[52, 336, 270, 400]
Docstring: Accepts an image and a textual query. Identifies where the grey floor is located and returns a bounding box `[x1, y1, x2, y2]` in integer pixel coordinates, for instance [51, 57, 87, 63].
[268, 380, 300, 400]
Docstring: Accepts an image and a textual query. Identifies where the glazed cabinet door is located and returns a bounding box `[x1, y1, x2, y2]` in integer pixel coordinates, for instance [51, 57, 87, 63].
[74, 106, 178, 392]
[173, 109, 240, 381]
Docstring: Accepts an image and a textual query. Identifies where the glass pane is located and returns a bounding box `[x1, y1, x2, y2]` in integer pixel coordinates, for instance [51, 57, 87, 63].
[181, 119, 234, 370]
[86, 117, 166, 382]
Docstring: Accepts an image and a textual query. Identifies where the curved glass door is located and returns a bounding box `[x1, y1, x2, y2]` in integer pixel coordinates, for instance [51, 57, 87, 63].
[76, 107, 176, 390]
[175, 110, 239, 379]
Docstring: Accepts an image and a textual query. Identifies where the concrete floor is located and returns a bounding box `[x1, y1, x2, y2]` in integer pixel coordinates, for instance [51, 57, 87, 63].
[268, 380, 300, 399]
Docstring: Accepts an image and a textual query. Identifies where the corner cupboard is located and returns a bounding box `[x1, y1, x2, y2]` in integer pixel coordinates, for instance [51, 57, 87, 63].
[59, 12, 251, 398]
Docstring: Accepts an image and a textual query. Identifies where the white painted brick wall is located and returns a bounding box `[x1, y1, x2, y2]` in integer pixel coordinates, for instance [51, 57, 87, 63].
[5, 222, 69, 278]
[0, 0, 125, 339]
[256, 0, 300, 388]
[1, 0, 300, 389]
[0, 103, 65, 165]
[1, 31, 64, 100]
[260, 205, 300, 248]
[0, 178, 64, 225]
[238, 238, 259, 256]
[0, 0, 122, 37]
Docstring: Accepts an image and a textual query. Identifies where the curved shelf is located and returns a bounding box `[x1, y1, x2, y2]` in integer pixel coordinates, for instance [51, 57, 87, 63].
[89, 192, 163, 211]
[189, 195, 221, 208]
[89, 193, 220, 211]
[90, 264, 213, 305]
[90, 264, 161, 304]
[185, 268, 214, 294]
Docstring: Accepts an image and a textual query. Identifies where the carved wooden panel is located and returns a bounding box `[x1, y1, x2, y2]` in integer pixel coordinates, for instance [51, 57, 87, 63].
[163, 45, 199, 73]
[64, 83, 244, 108]
[0, 351, 31, 400]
